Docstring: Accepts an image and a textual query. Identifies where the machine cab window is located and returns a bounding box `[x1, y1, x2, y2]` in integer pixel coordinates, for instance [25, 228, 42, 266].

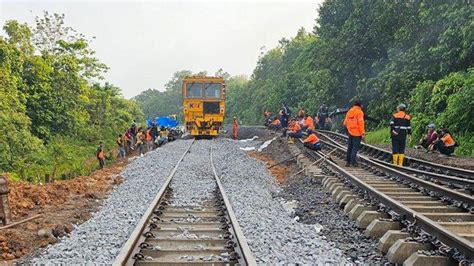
[204, 83, 222, 98]
[186, 83, 203, 98]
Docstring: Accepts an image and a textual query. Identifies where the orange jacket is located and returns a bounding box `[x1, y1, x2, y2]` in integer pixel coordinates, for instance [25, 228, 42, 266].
[343, 106, 365, 137]
[304, 133, 320, 144]
[272, 119, 281, 126]
[304, 116, 315, 130]
[146, 129, 152, 141]
[441, 134, 455, 146]
[289, 122, 301, 132]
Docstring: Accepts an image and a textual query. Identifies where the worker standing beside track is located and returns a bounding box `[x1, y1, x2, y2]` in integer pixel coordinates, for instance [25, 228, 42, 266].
[390, 104, 411, 166]
[233, 116, 238, 139]
[343, 101, 365, 167]
[96, 142, 106, 169]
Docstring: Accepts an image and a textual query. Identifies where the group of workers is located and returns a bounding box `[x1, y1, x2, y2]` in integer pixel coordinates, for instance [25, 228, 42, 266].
[95, 120, 176, 169]
[265, 103, 333, 132]
[265, 101, 458, 168]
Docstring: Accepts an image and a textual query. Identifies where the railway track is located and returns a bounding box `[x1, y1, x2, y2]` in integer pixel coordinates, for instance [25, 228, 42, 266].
[295, 139, 473, 263]
[317, 130, 474, 194]
[317, 129, 474, 181]
[114, 140, 256, 265]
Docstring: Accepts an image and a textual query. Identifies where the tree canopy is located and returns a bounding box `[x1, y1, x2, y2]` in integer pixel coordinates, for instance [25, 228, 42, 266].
[0, 12, 143, 180]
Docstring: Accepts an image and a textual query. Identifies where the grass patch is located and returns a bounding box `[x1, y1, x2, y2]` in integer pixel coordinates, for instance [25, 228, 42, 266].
[365, 128, 391, 145]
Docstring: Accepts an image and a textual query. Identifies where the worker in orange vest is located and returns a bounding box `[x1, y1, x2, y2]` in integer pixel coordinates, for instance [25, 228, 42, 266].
[343, 101, 365, 167]
[302, 114, 315, 132]
[96, 142, 106, 169]
[390, 104, 411, 166]
[287, 118, 303, 143]
[145, 127, 153, 152]
[233, 116, 238, 139]
[432, 128, 456, 156]
[303, 129, 322, 151]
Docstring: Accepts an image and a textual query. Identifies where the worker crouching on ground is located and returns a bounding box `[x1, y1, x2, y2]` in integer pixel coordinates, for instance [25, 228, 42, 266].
[303, 129, 322, 151]
[96, 142, 106, 169]
[390, 104, 411, 166]
[343, 100, 365, 167]
[287, 118, 303, 144]
[270, 117, 282, 131]
[156, 127, 169, 147]
[233, 116, 238, 139]
[415, 123, 438, 152]
[431, 128, 457, 156]
[302, 113, 315, 132]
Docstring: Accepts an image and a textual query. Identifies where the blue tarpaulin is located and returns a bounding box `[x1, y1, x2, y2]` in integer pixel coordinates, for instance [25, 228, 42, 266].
[146, 117, 178, 128]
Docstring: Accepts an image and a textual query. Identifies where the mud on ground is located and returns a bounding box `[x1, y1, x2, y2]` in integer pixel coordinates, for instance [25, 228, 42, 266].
[0, 160, 126, 262]
[248, 129, 387, 264]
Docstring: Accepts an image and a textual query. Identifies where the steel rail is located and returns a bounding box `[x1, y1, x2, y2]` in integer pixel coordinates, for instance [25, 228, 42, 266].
[319, 131, 474, 190]
[210, 146, 257, 265]
[317, 137, 473, 206]
[113, 139, 196, 266]
[317, 129, 474, 180]
[295, 140, 473, 260]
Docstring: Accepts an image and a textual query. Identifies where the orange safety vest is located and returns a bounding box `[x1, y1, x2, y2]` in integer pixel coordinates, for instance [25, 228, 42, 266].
[289, 122, 301, 132]
[98, 150, 105, 159]
[304, 116, 315, 130]
[146, 130, 152, 141]
[272, 119, 281, 126]
[304, 133, 320, 144]
[441, 134, 455, 146]
[343, 106, 365, 137]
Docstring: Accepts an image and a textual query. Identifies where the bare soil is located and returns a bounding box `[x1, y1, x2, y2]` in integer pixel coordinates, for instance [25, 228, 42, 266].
[0, 158, 127, 262]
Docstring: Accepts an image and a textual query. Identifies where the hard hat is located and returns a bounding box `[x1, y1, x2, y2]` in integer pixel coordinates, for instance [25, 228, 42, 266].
[428, 123, 435, 129]
[397, 103, 407, 110]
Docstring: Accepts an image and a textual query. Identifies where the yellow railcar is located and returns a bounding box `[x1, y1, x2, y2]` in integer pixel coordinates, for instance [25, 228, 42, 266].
[182, 76, 225, 137]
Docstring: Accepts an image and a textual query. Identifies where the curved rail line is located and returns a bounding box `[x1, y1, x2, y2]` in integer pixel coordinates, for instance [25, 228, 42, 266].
[318, 131, 474, 194]
[295, 139, 473, 262]
[317, 129, 474, 180]
[114, 140, 256, 265]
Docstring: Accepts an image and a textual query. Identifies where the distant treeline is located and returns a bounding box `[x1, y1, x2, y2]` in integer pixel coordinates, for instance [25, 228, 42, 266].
[0, 12, 143, 181]
[134, 1, 473, 156]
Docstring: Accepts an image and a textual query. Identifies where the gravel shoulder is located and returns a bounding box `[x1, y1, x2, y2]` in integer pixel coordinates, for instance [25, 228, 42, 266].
[225, 128, 386, 264]
[212, 137, 350, 264]
[29, 139, 193, 264]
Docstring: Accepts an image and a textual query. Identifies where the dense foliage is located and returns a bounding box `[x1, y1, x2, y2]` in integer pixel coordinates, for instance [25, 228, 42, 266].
[0, 12, 143, 181]
[224, 1, 473, 155]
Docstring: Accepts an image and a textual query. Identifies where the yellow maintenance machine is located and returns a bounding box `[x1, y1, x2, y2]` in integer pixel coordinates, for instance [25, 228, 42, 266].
[182, 76, 225, 137]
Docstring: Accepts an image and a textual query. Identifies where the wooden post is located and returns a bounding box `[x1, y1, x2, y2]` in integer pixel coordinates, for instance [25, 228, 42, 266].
[45, 173, 50, 184]
[0, 175, 11, 226]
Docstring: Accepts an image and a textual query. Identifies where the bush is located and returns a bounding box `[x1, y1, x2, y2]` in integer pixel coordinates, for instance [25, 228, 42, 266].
[365, 128, 391, 145]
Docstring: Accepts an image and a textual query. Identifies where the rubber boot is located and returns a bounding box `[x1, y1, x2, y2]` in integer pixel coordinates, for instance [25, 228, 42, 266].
[392, 154, 399, 165]
[398, 154, 404, 167]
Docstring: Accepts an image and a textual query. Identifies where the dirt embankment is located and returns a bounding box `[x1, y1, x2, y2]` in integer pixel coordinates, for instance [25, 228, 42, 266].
[0, 160, 126, 261]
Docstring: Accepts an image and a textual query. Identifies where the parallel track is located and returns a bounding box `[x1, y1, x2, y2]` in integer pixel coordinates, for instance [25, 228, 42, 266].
[114, 140, 256, 265]
[317, 129, 474, 181]
[317, 130, 474, 193]
[295, 139, 473, 262]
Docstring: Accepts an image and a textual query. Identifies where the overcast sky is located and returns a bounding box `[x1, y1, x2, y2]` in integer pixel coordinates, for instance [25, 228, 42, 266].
[0, 0, 322, 98]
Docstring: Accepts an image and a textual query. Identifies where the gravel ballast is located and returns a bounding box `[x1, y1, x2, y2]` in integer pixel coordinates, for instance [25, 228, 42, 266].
[212, 138, 350, 264]
[30, 139, 193, 264]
